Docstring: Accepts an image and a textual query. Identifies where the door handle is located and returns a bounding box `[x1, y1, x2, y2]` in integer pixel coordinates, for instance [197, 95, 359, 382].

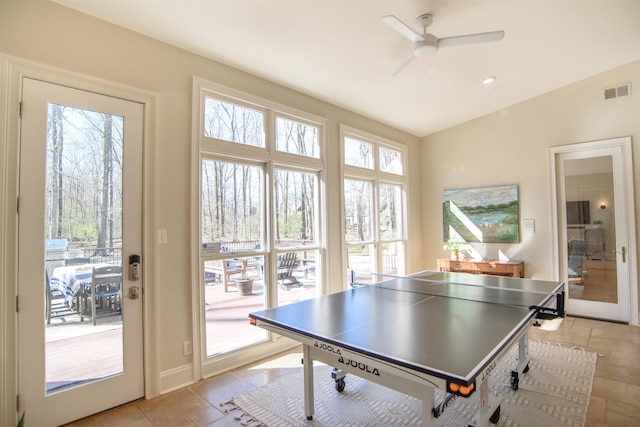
[613, 246, 626, 263]
[125, 286, 140, 300]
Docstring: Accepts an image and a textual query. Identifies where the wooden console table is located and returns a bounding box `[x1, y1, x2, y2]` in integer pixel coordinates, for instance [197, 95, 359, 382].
[437, 258, 525, 278]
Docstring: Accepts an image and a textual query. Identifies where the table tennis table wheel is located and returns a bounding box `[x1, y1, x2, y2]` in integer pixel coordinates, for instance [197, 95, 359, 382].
[510, 363, 530, 390]
[335, 377, 346, 392]
[510, 372, 519, 391]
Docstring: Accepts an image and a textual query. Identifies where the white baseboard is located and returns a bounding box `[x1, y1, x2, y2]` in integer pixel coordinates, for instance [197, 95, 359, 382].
[159, 363, 195, 394]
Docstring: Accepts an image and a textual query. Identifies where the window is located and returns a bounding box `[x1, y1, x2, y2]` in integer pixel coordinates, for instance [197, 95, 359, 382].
[276, 116, 319, 158]
[196, 80, 325, 364]
[201, 160, 262, 246]
[203, 97, 265, 147]
[344, 136, 373, 169]
[379, 146, 403, 175]
[342, 127, 407, 286]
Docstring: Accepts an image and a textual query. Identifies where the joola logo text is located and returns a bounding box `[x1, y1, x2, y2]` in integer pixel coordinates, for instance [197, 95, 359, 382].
[338, 357, 380, 376]
[314, 340, 341, 355]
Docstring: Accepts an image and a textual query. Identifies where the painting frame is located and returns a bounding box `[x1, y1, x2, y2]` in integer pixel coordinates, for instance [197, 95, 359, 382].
[442, 184, 520, 244]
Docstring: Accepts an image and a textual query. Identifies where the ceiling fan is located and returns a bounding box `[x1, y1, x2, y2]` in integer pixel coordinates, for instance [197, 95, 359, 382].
[381, 14, 505, 77]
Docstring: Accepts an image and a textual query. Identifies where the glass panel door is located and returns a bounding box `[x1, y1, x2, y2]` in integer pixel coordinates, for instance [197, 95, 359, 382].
[44, 103, 125, 392]
[564, 156, 617, 303]
[18, 79, 143, 426]
[557, 145, 631, 322]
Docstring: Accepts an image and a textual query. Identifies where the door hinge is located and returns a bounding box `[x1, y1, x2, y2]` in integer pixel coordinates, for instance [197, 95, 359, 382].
[16, 197, 19, 214]
[19, 101, 23, 118]
[17, 394, 21, 412]
[16, 295, 19, 313]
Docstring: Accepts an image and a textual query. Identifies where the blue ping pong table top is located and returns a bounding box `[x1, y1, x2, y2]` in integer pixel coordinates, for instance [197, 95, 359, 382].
[249, 270, 564, 383]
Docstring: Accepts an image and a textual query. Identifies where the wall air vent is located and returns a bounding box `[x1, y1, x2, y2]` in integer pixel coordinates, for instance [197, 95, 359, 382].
[604, 83, 631, 100]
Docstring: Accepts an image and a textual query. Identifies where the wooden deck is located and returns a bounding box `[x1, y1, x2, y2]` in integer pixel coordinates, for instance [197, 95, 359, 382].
[45, 320, 123, 392]
[45, 272, 318, 391]
[204, 275, 318, 356]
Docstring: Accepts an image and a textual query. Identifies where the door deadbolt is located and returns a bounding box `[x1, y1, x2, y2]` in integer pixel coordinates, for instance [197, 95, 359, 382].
[129, 254, 141, 280]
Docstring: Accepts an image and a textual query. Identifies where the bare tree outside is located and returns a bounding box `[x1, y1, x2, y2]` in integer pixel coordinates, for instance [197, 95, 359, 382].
[344, 179, 372, 243]
[274, 169, 316, 245]
[204, 97, 264, 147]
[201, 160, 262, 247]
[45, 104, 123, 258]
[47, 104, 65, 238]
[200, 95, 324, 358]
[202, 99, 318, 248]
[343, 135, 405, 284]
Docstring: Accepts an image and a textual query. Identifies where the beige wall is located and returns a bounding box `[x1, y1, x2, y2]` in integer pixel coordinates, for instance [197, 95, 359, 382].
[1, 0, 638, 422]
[421, 60, 640, 297]
[0, 0, 421, 407]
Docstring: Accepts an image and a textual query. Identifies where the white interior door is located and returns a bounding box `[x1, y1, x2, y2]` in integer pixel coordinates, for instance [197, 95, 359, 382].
[554, 139, 636, 323]
[17, 78, 144, 426]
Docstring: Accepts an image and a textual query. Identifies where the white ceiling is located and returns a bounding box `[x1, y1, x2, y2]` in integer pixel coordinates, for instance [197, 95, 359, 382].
[54, 0, 640, 137]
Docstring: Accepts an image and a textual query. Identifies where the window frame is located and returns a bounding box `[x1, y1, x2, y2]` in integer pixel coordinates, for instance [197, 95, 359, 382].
[192, 77, 327, 376]
[340, 125, 408, 287]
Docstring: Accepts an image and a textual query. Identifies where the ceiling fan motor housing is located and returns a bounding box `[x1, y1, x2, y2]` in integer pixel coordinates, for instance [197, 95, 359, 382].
[414, 33, 438, 56]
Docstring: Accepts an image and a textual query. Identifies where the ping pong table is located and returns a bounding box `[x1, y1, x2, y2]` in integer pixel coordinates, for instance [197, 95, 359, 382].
[249, 270, 564, 427]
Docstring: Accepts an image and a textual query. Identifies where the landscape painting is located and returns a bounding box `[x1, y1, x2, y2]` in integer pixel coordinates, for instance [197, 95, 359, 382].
[443, 184, 519, 243]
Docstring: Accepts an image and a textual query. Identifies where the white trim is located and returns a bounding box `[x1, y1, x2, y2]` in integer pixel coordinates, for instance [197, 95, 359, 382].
[197, 77, 327, 130]
[0, 54, 16, 427]
[0, 55, 159, 427]
[191, 76, 329, 379]
[190, 77, 204, 385]
[339, 124, 409, 287]
[159, 364, 196, 394]
[341, 124, 408, 182]
[549, 136, 638, 325]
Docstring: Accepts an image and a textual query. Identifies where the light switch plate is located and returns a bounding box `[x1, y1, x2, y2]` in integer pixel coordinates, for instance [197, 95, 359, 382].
[523, 219, 535, 233]
[158, 229, 167, 244]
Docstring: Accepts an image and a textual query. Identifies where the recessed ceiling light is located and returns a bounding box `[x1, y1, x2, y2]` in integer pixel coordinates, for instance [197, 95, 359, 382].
[483, 76, 497, 85]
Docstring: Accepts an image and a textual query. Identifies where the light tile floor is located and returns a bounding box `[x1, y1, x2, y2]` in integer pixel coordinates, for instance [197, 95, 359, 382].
[65, 317, 640, 426]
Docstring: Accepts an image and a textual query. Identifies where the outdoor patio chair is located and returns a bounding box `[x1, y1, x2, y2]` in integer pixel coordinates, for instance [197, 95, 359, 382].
[277, 252, 302, 290]
[222, 259, 247, 292]
[81, 265, 122, 325]
[45, 265, 79, 324]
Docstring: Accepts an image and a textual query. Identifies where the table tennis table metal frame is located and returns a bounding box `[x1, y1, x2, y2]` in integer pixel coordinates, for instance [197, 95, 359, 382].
[252, 318, 534, 426]
[250, 274, 564, 427]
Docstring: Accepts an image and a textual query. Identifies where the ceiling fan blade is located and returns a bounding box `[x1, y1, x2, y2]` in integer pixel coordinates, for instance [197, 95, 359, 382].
[389, 53, 417, 77]
[381, 15, 424, 43]
[438, 30, 504, 48]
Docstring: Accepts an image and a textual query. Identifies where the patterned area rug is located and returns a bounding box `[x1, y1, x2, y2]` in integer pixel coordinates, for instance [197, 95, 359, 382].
[229, 340, 597, 427]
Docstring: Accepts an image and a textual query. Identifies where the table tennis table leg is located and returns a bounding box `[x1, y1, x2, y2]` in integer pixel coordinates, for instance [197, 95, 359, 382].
[510, 331, 530, 391]
[421, 386, 436, 427]
[470, 379, 503, 427]
[302, 344, 315, 420]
